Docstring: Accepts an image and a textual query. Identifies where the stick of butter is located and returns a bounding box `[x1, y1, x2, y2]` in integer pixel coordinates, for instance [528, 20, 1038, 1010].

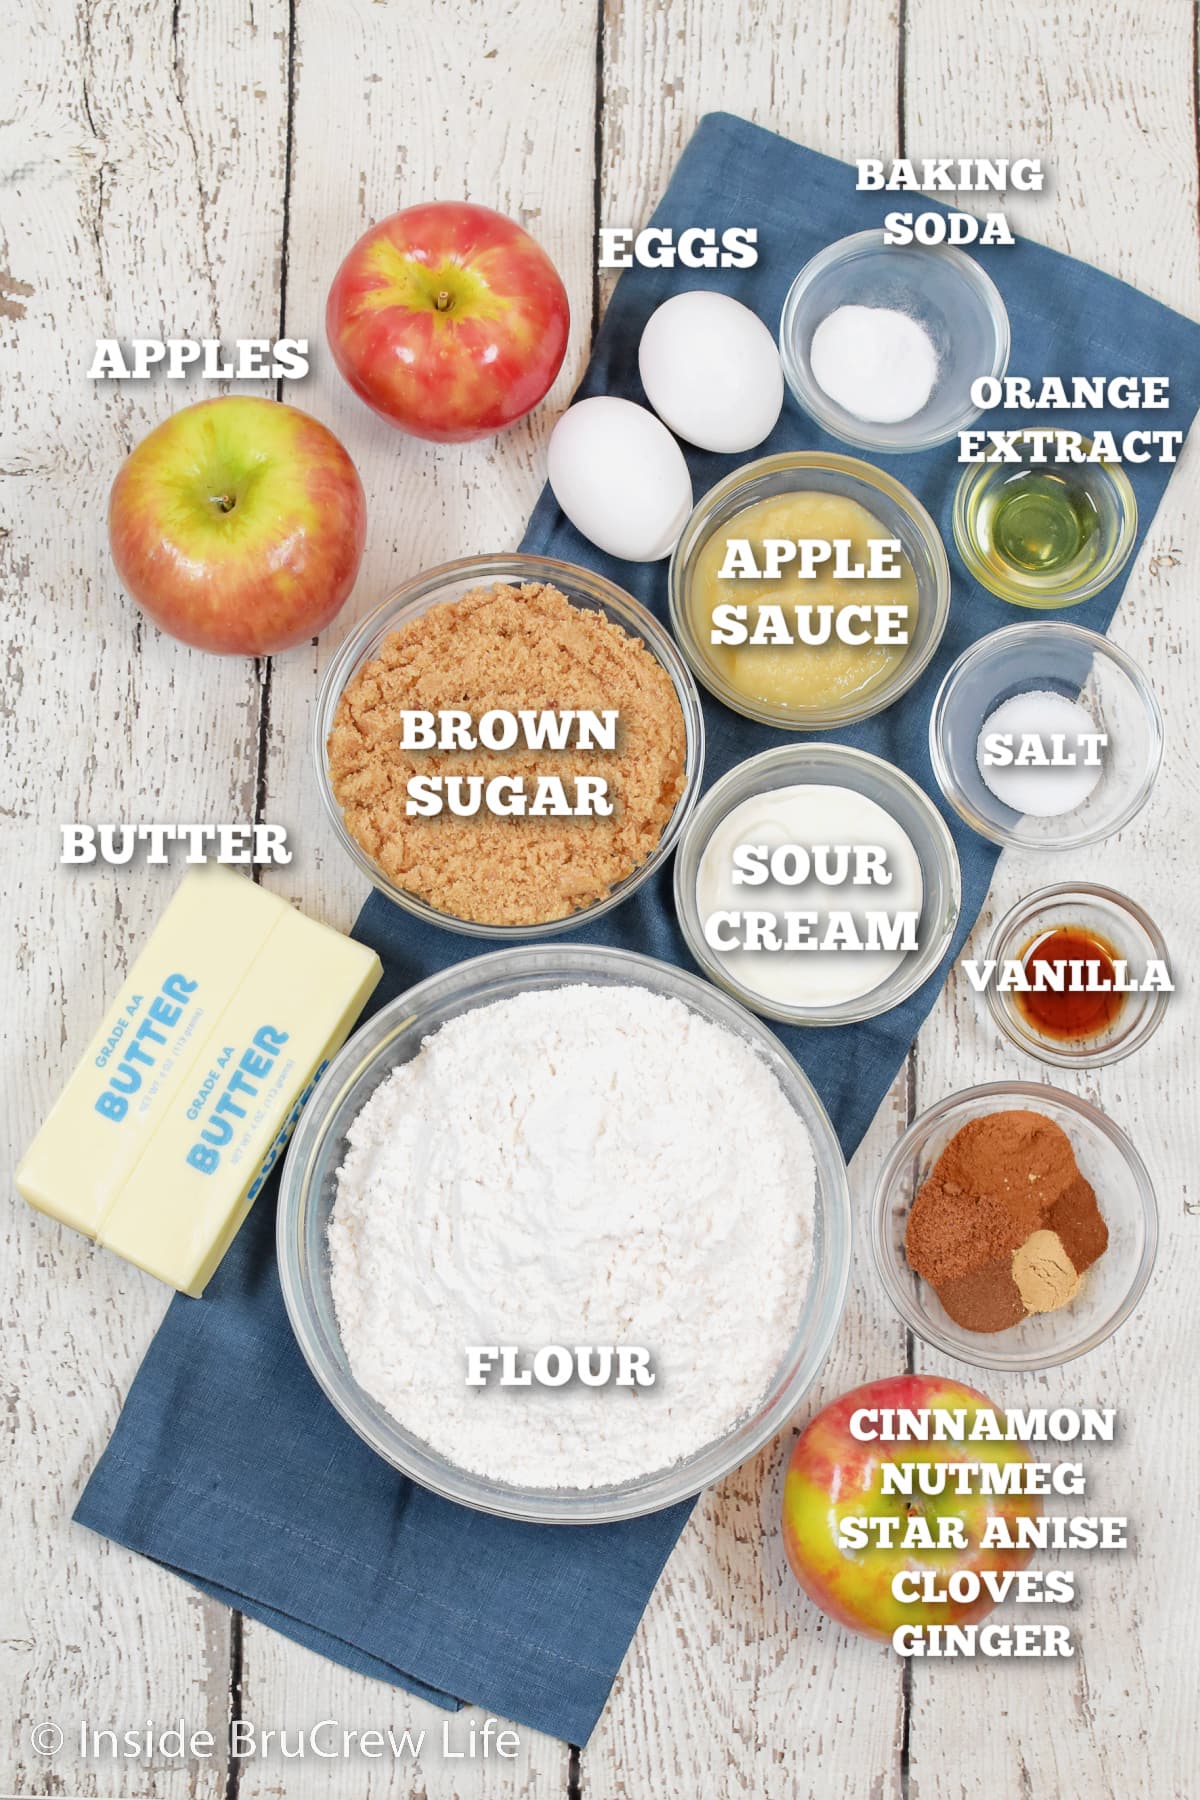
[17, 867, 382, 1295]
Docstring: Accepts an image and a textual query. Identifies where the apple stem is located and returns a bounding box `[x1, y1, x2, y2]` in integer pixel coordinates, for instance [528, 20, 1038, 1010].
[217, 495, 235, 513]
[434, 290, 453, 312]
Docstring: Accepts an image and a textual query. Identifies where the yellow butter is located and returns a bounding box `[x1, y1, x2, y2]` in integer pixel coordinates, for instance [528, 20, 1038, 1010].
[17, 868, 382, 1295]
[103, 904, 380, 1295]
[16, 867, 282, 1240]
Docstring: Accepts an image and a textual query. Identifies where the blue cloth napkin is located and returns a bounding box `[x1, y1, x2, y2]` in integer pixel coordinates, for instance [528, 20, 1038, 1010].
[75, 113, 1200, 1746]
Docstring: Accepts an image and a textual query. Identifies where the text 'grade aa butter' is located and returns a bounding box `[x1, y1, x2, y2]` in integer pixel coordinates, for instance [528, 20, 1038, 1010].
[17, 866, 382, 1295]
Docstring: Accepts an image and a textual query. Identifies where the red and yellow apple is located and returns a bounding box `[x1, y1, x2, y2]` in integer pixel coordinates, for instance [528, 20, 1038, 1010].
[326, 201, 570, 442]
[782, 1374, 1040, 1639]
[108, 396, 367, 656]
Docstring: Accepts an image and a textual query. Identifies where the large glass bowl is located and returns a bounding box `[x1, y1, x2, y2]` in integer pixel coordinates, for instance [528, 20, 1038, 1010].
[277, 945, 851, 1524]
[314, 554, 706, 938]
[668, 452, 951, 730]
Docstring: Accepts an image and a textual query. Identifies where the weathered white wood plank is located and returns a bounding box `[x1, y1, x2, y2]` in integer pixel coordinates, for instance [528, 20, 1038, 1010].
[262, 0, 599, 936]
[906, 2, 1200, 1795]
[236, 1655, 571, 1800]
[585, 7, 912, 1795]
[5, 4, 1198, 1799]
[591, 1077, 912, 1800]
[0, 1, 290, 1794]
[235, 2, 598, 1792]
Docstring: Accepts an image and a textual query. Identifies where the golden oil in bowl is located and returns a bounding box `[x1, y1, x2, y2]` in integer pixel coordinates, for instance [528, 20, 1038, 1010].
[954, 434, 1137, 609]
[986, 470, 1100, 574]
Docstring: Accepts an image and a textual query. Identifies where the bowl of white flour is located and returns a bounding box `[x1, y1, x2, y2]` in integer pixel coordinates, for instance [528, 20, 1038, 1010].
[278, 946, 850, 1523]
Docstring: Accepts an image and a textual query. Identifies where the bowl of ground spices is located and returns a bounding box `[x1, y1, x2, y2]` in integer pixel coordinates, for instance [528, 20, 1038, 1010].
[871, 1083, 1157, 1369]
[317, 554, 703, 934]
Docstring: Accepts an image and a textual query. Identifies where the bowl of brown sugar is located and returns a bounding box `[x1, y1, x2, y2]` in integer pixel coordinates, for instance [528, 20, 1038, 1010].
[871, 1083, 1157, 1370]
[316, 555, 704, 935]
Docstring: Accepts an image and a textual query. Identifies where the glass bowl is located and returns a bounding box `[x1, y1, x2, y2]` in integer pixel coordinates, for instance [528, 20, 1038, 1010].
[277, 944, 851, 1524]
[668, 451, 951, 730]
[953, 433, 1137, 608]
[983, 883, 1171, 1070]
[779, 229, 1010, 452]
[314, 553, 706, 939]
[928, 621, 1163, 850]
[871, 1082, 1158, 1370]
[673, 744, 962, 1027]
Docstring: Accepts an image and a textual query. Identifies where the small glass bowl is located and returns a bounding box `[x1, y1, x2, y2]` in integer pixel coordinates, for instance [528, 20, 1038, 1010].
[277, 945, 851, 1524]
[673, 744, 962, 1027]
[314, 553, 705, 939]
[953, 432, 1138, 608]
[983, 884, 1171, 1070]
[871, 1082, 1158, 1370]
[668, 451, 951, 730]
[929, 622, 1163, 850]
[779, 229, 1010, 452]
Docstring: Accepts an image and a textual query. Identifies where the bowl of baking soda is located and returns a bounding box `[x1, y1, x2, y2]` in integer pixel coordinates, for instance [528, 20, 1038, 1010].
[277, 945, 851, 1524]
[779, 228, 1010, 453]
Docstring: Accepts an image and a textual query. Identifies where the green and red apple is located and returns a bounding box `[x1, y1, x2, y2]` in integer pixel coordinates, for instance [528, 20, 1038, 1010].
[782, 1374, 1040, 1639]
[326, 201, 570, 441]
[108, 396, 367, 656]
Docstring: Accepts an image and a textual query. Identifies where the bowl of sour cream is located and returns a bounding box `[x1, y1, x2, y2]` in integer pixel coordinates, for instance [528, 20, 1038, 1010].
[674, 743, 962, 1027]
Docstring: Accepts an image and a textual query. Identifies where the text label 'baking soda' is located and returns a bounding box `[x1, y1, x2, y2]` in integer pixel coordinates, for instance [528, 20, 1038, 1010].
[857, 156, 1045, 250]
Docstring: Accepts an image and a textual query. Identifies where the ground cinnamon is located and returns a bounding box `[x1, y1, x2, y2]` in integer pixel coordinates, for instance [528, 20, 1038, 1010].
[905, 1109, 1108, 1333]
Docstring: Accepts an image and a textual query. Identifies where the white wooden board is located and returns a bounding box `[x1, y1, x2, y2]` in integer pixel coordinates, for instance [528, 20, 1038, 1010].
[2, 1, 1197, 1796]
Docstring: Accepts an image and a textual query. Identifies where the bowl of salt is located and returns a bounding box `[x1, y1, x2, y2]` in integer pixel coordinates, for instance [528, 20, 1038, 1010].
[928, 621, 1163, 850]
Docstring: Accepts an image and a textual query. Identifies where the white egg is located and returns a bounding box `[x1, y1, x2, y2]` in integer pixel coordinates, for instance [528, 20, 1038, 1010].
[546, 396, 693, 562]
[638, 291, 783, 454]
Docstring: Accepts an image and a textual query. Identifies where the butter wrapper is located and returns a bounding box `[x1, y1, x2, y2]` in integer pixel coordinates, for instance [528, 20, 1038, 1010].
[17, 867, 382, 1295]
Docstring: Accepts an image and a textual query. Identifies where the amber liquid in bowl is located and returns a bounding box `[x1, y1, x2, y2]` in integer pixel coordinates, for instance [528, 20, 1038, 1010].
[1015, 925, 1126, 1044]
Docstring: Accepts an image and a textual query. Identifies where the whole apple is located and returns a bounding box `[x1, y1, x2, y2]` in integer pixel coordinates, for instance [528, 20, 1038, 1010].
[782, 1374, 1040, 1640]
[109, 396, 367, 656]
[326, 202, 570, 442]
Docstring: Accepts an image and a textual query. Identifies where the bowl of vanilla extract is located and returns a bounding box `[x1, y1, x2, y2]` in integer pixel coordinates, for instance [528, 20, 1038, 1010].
[984, 883, 1172, 1069]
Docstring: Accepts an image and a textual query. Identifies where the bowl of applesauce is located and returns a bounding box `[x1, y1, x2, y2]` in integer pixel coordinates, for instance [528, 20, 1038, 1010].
[668, 451, 951, 730]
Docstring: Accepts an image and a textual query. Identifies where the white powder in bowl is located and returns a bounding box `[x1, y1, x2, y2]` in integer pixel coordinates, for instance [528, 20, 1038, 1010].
[328, 984, 816, 1490]
[809, 303, 939, 424]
